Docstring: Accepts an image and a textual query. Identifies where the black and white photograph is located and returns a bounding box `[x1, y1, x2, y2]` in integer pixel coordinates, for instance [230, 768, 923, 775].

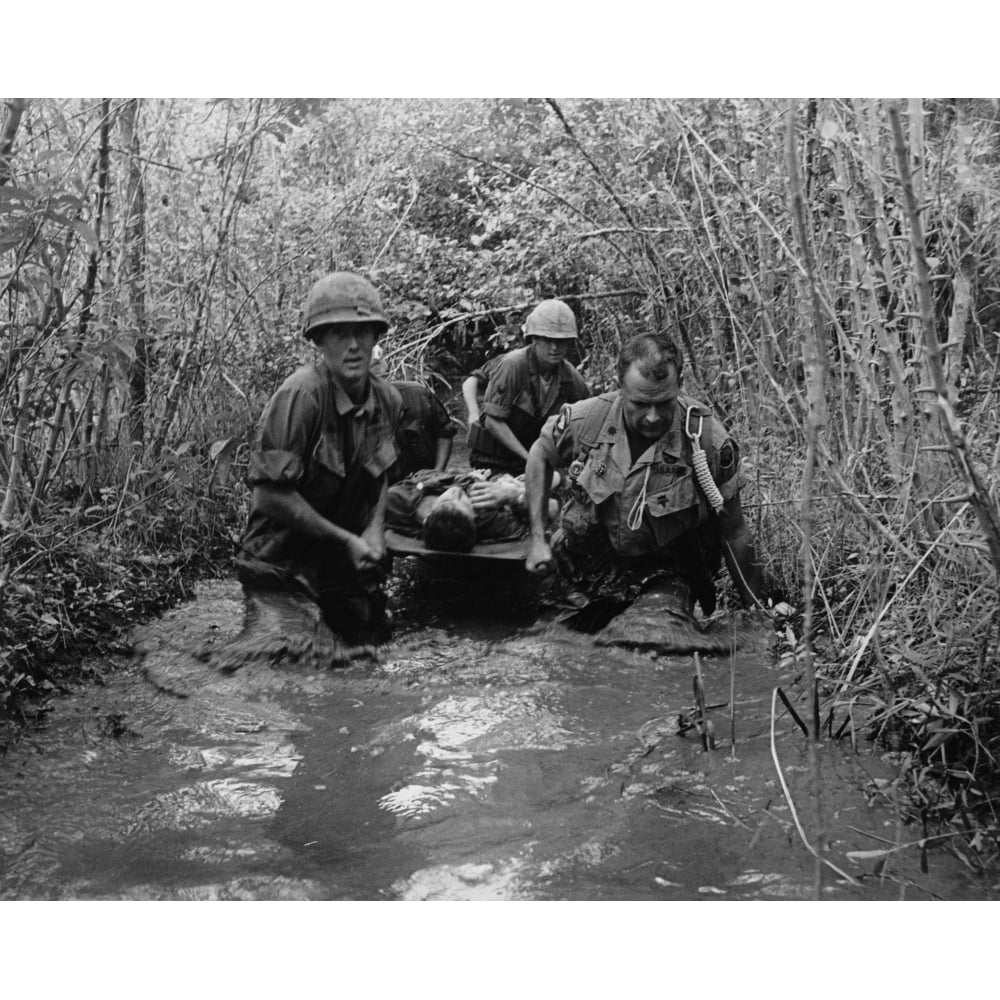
[2, 10, 998, 985]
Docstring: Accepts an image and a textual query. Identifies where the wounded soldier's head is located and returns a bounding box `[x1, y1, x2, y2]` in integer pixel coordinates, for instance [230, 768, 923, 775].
[423, 486, 477, 552]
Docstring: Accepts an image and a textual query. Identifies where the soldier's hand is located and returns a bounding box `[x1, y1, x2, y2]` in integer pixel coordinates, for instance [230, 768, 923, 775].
[468, 479, 520, 511]
[345, 534, 380, 575]
[526, 538, 554, 576]
[465, 410, 481, 445]
[360, 523, 387, 564]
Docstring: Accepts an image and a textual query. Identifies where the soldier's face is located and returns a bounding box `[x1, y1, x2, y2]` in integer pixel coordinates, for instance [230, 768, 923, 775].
[620, 361, 680, 442]
[317, 322, 380, 391]
[531, 336, 570, 374]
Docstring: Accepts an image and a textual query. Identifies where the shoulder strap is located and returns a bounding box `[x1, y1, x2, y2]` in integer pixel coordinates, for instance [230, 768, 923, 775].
[678, 394, 716, 457]
[574, 394, 616, 454]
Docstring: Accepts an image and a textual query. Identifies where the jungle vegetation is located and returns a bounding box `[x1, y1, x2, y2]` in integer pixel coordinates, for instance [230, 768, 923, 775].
[3, 97, 1000, 873]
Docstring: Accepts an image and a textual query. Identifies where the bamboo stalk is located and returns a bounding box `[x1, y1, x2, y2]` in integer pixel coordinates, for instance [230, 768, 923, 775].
[888, 103, 1000, 582]
[0, 99, 27, 186]
[945, 99, 976, 393]
[827, 114, 901, 476]
[786, 100, 830, 900]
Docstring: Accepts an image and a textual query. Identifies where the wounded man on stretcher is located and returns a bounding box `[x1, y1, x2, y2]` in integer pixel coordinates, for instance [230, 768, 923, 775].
[386, 468, 560, 553]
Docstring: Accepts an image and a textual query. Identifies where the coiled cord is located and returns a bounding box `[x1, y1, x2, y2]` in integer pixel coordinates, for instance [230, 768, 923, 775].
[686, 406, 724, 515]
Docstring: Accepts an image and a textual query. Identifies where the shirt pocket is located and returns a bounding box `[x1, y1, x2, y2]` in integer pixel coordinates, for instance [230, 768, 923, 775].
[644, 474, 700, 547]
[305, 429, 346, 506]
[512, 387, 538, 418]
[363, 435, 398, 478]
[644, 474, 698, 519]
[576, 452, 624, 506]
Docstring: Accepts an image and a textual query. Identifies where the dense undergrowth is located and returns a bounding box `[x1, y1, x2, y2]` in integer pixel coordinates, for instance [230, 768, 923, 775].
[0, 471, 245, 725]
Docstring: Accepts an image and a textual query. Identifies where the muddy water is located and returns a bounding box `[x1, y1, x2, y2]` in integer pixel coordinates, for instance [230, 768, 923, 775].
[0, 569, 990, 900]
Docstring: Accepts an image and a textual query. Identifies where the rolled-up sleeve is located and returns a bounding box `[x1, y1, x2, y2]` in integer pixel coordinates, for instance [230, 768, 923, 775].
[247, 380, 321, 487]
[536, 406, 576, 469]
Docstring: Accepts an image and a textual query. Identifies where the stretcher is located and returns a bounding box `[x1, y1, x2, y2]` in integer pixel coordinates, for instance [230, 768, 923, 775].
[385, 528, 529, 562]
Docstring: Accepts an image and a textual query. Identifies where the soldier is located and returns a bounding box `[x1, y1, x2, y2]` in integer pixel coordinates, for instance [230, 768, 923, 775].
[236, 271, 403, 647]
[371, 344, 456, 483]
[524, 331, 762, 621]
[470, 299, 590, 474]
[386, 467, 561, 553]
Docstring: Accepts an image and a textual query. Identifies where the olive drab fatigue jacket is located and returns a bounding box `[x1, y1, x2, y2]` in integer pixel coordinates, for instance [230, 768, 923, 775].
[238, 361, 402, 594]
[465, 354, 504, 459]
[386, 380, 457, 484]
[471, 345, 589, 472]
[537, 390, 742, 562]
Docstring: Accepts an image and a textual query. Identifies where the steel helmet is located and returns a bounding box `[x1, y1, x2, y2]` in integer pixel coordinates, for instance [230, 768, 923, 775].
[523, 299, 577, 340]
[302, 271, 389, 341]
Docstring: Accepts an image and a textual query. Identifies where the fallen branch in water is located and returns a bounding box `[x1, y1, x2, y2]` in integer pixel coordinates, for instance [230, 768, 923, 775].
[776, 687, 809, 737]
[769, 687, 858, 887]
[693, 652, 716, 751]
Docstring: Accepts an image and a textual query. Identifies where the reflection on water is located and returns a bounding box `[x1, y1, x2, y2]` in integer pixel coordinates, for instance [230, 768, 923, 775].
[393, 858, 533, 901]
[0, 577, 992, 900]
[124, 779, 285, 837]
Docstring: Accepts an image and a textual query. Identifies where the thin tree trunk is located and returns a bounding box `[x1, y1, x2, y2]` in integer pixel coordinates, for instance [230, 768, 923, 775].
[907, 97, 926, 215]
[0, 358, 37, 527]
[786, 101, 829, 900]
[828, 117, 901, 480]
[946, 99, 976, 393]
[149, 100, 263, 458]
[120, 98, 149, 446]
[0, 99, 27, 186]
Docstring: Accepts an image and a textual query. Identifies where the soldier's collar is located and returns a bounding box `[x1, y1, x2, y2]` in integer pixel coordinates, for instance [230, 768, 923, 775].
[597, 394, 626, 442]
[324, 362, 376, 417]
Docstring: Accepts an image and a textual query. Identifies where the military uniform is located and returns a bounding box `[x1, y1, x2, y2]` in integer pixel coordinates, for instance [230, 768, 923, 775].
[471, 345, 589, 473]
[237, 360, 402, 640]
[386, 468, 527, 544]
[387, 380, 456, 484]
[536, 389, 743, 614]
[465, 354, 503, 457]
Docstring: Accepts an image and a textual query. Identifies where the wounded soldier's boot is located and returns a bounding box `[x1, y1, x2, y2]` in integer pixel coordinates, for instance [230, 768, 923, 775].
[594, 577, 737, 655]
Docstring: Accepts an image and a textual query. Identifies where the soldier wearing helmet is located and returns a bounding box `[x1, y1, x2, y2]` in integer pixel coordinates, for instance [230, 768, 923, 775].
[469, 299, 590, 474]
[236, 272, 403, 648]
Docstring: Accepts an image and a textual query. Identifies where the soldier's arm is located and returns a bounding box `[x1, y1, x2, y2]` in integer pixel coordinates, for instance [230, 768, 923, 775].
[252, 483, 379, 571]
[525, 439, 556, 575]
[461, 374, 483, 425]
[484, 414, 530, 464]
[423, 386, 456, 471]
[249, 379, 382, 572]
[434, 435, 452, 471]
[360, 475, 389, 563]
[482, 356, 531, 463]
